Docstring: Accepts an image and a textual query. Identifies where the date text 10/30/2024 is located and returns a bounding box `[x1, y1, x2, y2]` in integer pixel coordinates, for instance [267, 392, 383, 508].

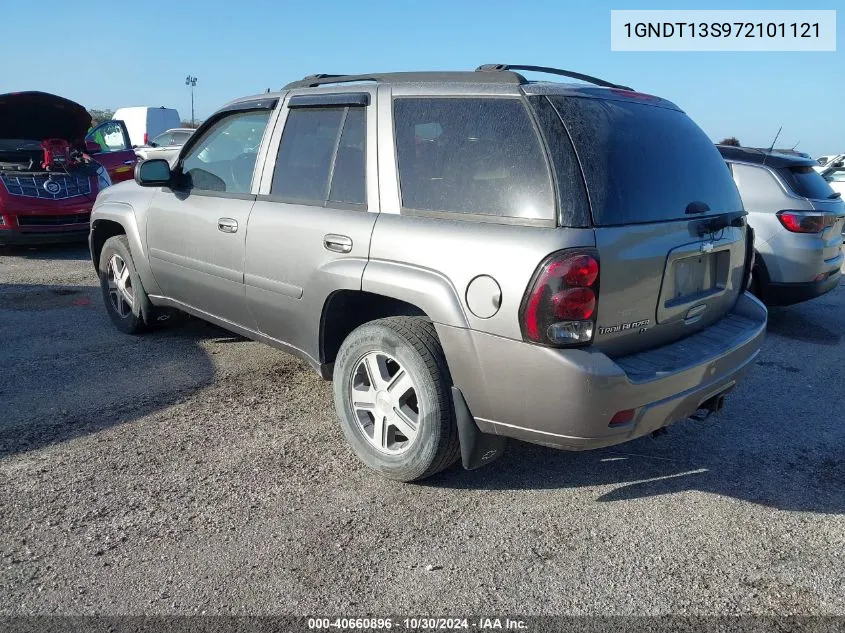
[307, 618, 529, 630]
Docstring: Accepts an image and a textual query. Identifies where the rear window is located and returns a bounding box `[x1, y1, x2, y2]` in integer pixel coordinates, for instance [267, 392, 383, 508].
[545, 96, 743, 226]
[393, 98, 554, 222]
[776, 165, 837, 200]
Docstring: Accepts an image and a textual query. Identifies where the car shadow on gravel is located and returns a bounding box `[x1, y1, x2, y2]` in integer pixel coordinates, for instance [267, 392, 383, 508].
[765, 306, 841, 345]
[0, 283, 224, 457]
[427, 433, 844, 514]
[0, 242, 90, 262]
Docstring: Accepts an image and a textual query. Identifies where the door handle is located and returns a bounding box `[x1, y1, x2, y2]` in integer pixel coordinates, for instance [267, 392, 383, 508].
[218, 218, 238, 233]
[123, 159, 135, 165]
[323, 234, 352, 253]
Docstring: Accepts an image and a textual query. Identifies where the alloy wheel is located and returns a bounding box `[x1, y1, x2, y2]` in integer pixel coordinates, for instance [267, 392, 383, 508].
[349, 351, 420, 454]
[106, 253, 135, 318]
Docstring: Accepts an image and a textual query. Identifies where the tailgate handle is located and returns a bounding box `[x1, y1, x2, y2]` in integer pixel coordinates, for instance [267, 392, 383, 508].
[685, 303, 708, 322]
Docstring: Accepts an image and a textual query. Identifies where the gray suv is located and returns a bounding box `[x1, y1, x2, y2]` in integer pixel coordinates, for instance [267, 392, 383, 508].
[718, 145, 845, 305]
[89, 65, 767, 481]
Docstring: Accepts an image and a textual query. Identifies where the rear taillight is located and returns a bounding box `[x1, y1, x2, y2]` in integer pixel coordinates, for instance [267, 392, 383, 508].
[143, 132, 149, 145]
[609, 409, 636, 427]
[519, 250, 599, 346]
[777, 211, 837, 233]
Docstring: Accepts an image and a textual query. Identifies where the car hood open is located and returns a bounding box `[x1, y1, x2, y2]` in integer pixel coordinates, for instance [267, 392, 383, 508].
[0, 91, 92, 141]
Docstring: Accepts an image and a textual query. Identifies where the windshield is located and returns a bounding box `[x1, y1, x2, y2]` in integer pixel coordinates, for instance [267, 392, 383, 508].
[545, 96, 743, 226]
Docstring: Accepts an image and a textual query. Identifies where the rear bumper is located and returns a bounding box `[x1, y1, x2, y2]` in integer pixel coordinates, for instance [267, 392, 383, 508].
[437, 292, 768, 451]
[764, 269, 841, 306]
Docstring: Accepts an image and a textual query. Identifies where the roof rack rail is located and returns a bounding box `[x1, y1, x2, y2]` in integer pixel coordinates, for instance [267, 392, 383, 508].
[284, 73, 378, 89]
[476, 64, 633, 91]
[283, 70, 526, 90]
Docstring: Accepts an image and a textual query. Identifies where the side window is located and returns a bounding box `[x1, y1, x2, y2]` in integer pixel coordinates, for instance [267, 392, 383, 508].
[271, 106, 366, 206]
[180, 110, 271, 194]
[151, 132, 172, 147]
[172, 131, 192, 145]
[731, 163, 781, 204]
[393, 98, 554, 221]
[86, 121, 128, 152]
[329, 108, 366, 204]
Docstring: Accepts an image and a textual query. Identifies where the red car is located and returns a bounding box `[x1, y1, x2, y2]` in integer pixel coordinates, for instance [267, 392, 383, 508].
[0, 91, 137, 245]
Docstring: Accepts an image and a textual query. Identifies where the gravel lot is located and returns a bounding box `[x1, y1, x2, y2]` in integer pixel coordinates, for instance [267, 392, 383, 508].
[1, 242, 843, 617]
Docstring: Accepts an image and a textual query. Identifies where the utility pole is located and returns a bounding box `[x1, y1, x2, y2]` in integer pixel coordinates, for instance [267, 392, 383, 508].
[185, 75, 198, 126]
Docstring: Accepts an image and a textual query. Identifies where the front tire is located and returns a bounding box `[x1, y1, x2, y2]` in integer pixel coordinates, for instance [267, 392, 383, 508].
[98, 235, 151, 335]
[333, 316, 460, 482]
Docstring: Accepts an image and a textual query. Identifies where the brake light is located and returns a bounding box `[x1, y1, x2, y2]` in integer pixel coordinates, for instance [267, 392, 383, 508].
[143, 132, 149, 145]
[777, 211, 837, 234]
[520, 250, 599, 346]
[609, 409, 636, 427]
[609, 88, 660, 102]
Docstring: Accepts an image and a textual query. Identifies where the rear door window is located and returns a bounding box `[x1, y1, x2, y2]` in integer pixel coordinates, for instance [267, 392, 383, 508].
[545, 96, 743, 225]
[271, 106, 366, 206]
[393, 98, 554, 222]
[777, 164, 837, 200]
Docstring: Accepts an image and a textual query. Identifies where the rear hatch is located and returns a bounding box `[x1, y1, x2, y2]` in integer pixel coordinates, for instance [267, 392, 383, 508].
[775, 162, 845, 253]
[809, 198, 845, 260]
[534, 88, 748, 357]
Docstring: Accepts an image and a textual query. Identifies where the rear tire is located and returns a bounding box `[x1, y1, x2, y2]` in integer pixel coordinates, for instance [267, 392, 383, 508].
[333, 316, 460, 482]
[98, 235, 151, 335]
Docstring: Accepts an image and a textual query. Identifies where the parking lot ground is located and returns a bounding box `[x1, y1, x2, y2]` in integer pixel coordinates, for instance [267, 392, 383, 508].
[1, 242, 844, 615]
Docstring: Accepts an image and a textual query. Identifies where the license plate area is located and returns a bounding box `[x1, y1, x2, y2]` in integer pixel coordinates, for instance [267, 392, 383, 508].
[664, 249, 731, 309]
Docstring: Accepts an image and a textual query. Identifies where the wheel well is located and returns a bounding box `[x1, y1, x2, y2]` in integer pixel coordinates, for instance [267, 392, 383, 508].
[90, 220, 126, 270]
[320, 291, 428, 366]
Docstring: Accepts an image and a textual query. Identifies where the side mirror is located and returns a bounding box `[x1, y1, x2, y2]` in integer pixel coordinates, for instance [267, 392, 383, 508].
[834, 161, 844, 168]
[135, 159, 172, 187]
[85, 140, 103, 153]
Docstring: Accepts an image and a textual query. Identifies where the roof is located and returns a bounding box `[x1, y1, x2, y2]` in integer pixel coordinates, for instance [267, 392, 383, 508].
[716, 145, 817, 168]
[282, 64, 633, 90]
[223, 64, 665, 114]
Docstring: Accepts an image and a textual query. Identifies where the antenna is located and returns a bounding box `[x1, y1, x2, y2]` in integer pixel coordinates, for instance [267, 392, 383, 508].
[762, 126, 782, 166]
[790, 140, 800, 150]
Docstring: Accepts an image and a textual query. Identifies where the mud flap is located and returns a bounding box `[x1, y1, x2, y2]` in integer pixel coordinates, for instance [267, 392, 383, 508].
[451, 386, 507, 470]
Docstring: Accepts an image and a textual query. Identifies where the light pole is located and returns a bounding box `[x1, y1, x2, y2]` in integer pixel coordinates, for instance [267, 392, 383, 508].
[185, 75, 197, 126]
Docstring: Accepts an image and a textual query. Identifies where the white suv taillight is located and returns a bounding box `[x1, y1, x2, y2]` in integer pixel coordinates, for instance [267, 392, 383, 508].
[776, 210, 838, 233]
[519, 250, 599, 346]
